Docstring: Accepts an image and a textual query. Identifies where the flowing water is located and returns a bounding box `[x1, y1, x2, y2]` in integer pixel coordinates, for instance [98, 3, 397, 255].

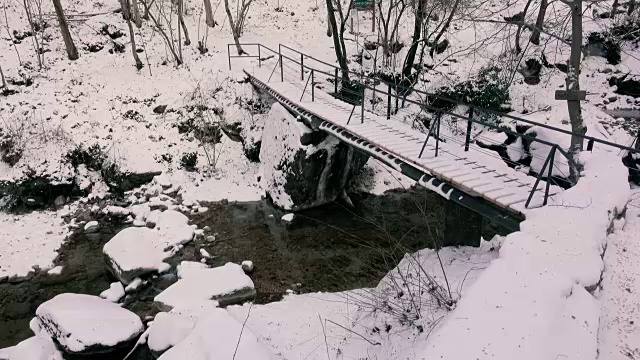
[0, 186, 505, 356]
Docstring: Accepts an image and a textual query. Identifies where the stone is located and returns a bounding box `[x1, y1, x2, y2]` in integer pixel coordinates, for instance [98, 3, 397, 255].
[84, 221, 99, 233]
[153, 105, 168, 114]
[146, 312, 195, 354]
[100, 282, 125, 302]
[35, 293, 143, 355]
[241, 260, 254, 274]
[260, 103, 368, 211]
[154, 263, 256, 310]
[54, 195, 66, 207]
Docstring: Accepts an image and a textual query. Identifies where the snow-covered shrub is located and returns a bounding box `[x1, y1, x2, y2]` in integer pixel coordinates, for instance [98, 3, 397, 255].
[427, 66, 511, 123]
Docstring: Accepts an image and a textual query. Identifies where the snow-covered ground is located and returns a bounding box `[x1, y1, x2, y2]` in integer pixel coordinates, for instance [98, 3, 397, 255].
[2, 0, 640, 357]
[599, 186, 640, 360]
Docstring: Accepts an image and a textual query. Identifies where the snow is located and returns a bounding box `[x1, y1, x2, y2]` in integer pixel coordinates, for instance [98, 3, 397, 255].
[35, 293, 144, 354]
[146, 312, 196, 353]
[154, 263, 255, 310]
[241, 260, 254, 273]
[176, 261, 210, 279]
[280, 213, 294, 222]
[259, 103, 304, 209]
[83, 221, 99, 233]
[199, 248, 211, 259]
[125, 278, 144, 293]
[0, 335, 63, 360]
[158, 307, 273, 360]
[0, 210, 69, 279]
[415, 153, 630, 360]
[47, 266, 63, 276]
[598, 188, 640, 359]
[99, 282, 125, 303]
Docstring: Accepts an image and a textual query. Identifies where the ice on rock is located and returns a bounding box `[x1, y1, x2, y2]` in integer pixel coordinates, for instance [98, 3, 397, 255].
[35, 293, 143, 355]
[158, 308, 272, 360]
[100, 282, 125, 302]
[155, 263, 255, 310]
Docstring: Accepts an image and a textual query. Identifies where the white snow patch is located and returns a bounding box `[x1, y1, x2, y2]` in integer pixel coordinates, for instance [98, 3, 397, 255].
[47, 266, 63, 276]
[0, 335, 63, 360]
[99, 282, 125, 303]
[281, 213, 294, 222]
[147, 312, 196, 353]
[154, 263, 255, 310]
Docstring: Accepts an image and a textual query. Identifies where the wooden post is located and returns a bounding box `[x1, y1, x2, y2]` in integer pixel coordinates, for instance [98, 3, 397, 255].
[386, 84, 391, 119]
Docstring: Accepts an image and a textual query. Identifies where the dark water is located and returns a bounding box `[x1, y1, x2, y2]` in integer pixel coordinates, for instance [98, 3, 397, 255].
[0, 187, 504, 354]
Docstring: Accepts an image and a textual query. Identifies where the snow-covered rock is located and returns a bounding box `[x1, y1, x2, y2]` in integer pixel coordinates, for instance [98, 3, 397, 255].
[0, 335, 63, 360]
[176, 261, 209, 279]
[35, 293, 144, 355]
[260, 103, 368, 211]
[47, 266, 63, 276]
[241, 260, 254, 274]
[84, 221, 99, 233]
[155, 263, 256, 310]
[125, 278, 144, 293]
[158, 308, 272, 360]
[99, 282, 125, 302]
[103, 227, 168, 284]
[199, 249, 211, 259]
[147, 312, 196, 354]
[106, 206, 131, 217]
[281, 213, 294, 222]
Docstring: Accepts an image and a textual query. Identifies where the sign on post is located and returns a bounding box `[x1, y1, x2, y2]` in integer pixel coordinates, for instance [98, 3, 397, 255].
[554, 90, 586, 101]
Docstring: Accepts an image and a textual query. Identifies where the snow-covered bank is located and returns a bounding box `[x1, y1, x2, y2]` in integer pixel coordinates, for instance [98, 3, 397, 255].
[416, 153, 630, 360]
[598, 187, 640, 360]
[0, 211, 70, 279]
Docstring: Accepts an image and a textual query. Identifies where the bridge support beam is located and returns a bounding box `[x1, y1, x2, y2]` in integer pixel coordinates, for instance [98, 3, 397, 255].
[441, 200, 483, 247]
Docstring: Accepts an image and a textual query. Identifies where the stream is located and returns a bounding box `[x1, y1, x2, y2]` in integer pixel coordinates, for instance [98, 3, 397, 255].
[0, 186, 505, 356]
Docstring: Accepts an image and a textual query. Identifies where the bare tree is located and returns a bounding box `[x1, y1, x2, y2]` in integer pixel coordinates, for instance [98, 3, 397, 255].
[23, 0, 44, 68]
[224, 0, 254, 54]
[326, 0, 354, 84]
[141, 0, 182, 64]
[204, 0, 216, 27]
[565, 0, 584, 182]
[131, 0, 142, 27]
[430, 0, 461, 58]
[377, 0, 407, 67]
[0, 64, 7, 89]
[52, 0, 79, 60]
[530, 0, 547, 44]
[121, 0, 143, 69]
[178, 0, 191, 46]
[3, 3, 22, 65]
[402, 0, 425, 78]
[514, 0, 534, 53]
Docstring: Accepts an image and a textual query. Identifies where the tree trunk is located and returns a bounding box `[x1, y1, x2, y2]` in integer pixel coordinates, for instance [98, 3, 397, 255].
[326, 12, 332, 36]
[430, 0, 460, 58]
[326, 0, 350, 83]
[24, 0, 43, 68]
[530, 0, 547, 45]
[402, 0, 424, 77]
[179, 0, 191, 46]
[629, 0, 636, 15]
[52, 0, 79, 60]
[126, 18, 143, 69]
[177, 0, 183, 59]
[224, 0, 245, 54]
[515, 0, 534, 53]
[566, 0, 585, 183]
[131, 0, 142, 27]
[204, 0, 215, 27]
[0, 64, 7, 88]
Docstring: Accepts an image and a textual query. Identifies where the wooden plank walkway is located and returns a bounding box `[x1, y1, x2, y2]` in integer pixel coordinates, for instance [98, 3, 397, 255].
[246, 68, 562, 217]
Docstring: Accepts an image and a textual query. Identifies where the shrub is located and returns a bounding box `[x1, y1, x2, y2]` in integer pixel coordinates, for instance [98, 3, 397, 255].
[180, 152, 198, 171]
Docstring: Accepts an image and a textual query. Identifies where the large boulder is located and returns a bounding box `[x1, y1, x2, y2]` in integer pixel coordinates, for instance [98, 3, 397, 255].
[103, 211, 194, 284]
[34, 293, 144, 355]
[146, 312, 196, 355]
[260, 103, 368, 210]
[154, 263, 256, 310]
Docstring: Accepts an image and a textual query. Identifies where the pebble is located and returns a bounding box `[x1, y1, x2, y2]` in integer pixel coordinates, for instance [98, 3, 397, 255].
[200, 249, 212, 258]
[241, 261, 254, 274]
[205, 235, 216, 242]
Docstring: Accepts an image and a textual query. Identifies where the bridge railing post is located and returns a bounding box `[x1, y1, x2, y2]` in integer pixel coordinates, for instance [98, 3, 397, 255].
[227, 44, 231, 70]
[387, 84, 391, 120]
[361, 85, 365, 124]
[311, 69, 315, 101]
[465, 107, 474, 151]
[525, 144, 556, 209]
[419, 112, 439, 158]
[301, 54, 304, 81]
[435, 112, 441, 157]
[258, 45, 262, 68]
